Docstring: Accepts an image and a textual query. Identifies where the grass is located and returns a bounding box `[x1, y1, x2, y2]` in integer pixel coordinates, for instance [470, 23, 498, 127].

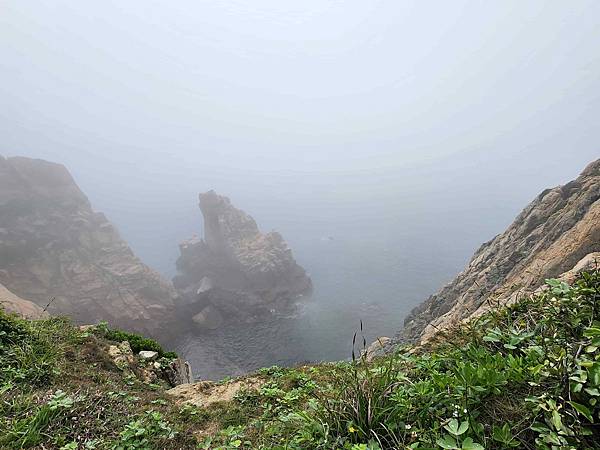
[1, 271, 599, 449]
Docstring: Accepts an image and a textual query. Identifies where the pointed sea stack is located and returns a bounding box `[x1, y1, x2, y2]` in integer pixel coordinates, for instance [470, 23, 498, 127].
[174, 191, 312, 329]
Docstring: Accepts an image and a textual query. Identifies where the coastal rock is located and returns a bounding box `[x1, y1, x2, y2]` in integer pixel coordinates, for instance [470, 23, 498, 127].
[362, 336, 391, 361]
[0, 281, 47, 319]
[393, 159, 600, 347]
[173, 191, 312, 328]
[0, 156, 177, 334]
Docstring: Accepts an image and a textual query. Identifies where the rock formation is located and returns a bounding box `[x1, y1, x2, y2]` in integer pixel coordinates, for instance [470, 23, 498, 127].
[0, 156, 177, 334]
[173, 190, 312, 329]
[0, 281, 47, 319]
[394, 158, 600, 346]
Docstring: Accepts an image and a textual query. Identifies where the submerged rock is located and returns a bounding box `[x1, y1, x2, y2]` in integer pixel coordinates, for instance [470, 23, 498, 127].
[174, 190, 312, 329]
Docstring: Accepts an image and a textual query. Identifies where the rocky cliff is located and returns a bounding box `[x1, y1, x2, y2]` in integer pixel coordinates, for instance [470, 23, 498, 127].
[395, 158, 600, 346]
[0, 281, 47, 319]
[0, 156, 177, 334]
[173, 190, 312, 329]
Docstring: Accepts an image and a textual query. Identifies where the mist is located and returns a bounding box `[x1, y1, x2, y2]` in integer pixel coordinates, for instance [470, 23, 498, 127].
[2, 1, 600, 377]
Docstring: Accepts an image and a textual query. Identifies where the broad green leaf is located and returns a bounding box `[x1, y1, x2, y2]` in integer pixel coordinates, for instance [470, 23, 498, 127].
[551, 410, 563, 431]
[584, 327, 600, 338]
[589, 363, 600, 386]
[456, 421, 469, 436]
[444, 419, 459, 435]
[436, 435, 458, 449]
[569, 401, 593, 422]
[585, 387, 600, 396]
[461, 438, 484, 450]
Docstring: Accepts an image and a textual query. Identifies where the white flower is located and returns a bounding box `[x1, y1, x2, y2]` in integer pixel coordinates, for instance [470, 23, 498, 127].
[453, 411, 459, 417]
[405, 424, 412, 430]
[463, 408, 468, 414]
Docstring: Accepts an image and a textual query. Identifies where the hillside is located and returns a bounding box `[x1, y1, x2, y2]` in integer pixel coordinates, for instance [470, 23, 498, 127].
[2, 267, 599, 449]
[396, 159, 600, 346]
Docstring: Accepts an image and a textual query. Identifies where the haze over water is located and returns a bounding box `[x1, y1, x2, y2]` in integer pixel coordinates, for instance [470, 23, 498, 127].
[2, 1, 600, 377]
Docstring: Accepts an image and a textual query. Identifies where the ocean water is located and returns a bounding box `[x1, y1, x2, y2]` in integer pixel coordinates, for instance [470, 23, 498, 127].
[100, 156, 588, 381]
[166, 229, 471, 380]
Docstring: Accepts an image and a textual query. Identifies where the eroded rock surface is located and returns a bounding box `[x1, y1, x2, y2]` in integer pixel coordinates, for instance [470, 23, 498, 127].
[0, 156, 177, 334]
[174, 191, 312, 329]
[167, 377, 264, 408]
[0, 281, 47, 319]
[394, 159, 600, 346]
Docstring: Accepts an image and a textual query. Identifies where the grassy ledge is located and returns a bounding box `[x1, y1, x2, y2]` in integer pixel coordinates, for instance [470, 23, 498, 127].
[1, 271, 600, 449]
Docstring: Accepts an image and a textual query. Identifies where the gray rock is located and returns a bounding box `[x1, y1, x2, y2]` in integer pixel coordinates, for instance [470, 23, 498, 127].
[173, 190, 312, 325]
[138, 350, 159, 360]
[362, 337, 391, 361]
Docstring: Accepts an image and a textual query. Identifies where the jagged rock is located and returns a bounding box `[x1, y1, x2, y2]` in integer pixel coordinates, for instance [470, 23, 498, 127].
[108, 341, 134, 371]
[362, 336, 391, 361]
[166, 358, 194, 385]
[0, 156, 178, 334]
[393, 159, 600, 347]
[174, 190, 312, 328]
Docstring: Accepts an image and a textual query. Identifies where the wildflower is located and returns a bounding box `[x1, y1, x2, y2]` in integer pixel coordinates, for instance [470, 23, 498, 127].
[463, 408, 468, 414]
[405, 424, 412, 430]
[453, 411, 459, 418]
[349, 426, 357, 433]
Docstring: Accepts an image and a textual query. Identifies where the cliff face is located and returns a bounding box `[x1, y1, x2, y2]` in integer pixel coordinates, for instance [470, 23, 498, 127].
[174, 191, 312, 329]
[0, 156, 177, 334]
[0, 281, 47, 319]
[396, 159, 600, 345]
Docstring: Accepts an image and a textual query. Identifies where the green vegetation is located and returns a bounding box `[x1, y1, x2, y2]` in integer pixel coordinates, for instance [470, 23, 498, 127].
[97, 324, 178, 359]
[1, 271, 599, 449]
[0, 312, 194, 449]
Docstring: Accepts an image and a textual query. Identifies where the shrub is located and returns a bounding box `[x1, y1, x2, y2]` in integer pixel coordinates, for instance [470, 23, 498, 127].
[311, 271, 600, 449]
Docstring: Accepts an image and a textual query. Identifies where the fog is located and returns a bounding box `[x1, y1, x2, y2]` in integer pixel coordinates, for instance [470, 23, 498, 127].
[2, 1, 600, 376]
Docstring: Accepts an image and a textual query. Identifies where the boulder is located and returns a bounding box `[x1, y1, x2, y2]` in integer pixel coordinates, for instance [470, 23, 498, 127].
[138, 350, 159, 361]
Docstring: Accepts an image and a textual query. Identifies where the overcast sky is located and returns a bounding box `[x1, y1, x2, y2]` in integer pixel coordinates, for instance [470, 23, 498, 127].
[1, 1, 599, 273]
